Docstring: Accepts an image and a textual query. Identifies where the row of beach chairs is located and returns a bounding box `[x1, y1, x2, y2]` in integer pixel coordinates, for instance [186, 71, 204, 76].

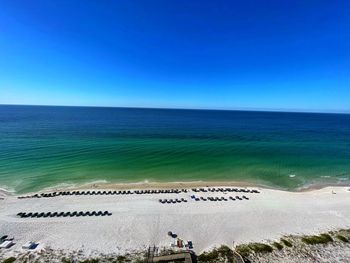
[17, 210, 112, 218]
[18, 189, 188, 199]
[17, 188, 259, 199]
[192, 188, 259, 193]
[159, 198, 188, 204]
[190, 195, 249, 201]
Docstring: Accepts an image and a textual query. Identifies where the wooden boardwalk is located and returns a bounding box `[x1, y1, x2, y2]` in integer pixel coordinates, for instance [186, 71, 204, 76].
[149, 251, 197, 263]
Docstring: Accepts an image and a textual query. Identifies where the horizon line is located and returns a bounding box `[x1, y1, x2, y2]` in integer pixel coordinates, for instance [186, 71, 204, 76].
[1, 103, 349, 115]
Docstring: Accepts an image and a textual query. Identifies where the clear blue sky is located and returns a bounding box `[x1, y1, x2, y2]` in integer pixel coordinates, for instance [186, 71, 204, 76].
[1, 1, 350, 112]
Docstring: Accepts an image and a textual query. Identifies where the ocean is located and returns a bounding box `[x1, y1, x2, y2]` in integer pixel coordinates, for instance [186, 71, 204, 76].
[0, 105, 349, 193]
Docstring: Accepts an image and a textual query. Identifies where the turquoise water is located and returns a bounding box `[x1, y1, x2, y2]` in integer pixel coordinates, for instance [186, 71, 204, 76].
[0, 105, 349, 193]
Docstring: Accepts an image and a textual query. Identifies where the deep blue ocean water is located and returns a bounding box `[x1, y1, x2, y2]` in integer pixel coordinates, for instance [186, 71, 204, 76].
[0, 105, 349, 193]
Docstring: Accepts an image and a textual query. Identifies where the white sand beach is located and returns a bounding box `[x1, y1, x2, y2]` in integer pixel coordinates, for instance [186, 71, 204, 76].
[0, 185, 350, 258]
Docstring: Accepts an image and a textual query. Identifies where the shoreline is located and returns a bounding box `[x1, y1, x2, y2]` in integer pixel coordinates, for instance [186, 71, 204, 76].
[2, 179, 350, 197]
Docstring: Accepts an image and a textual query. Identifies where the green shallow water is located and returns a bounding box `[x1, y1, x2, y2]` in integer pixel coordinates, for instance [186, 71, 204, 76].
[0, 105, 349, 193]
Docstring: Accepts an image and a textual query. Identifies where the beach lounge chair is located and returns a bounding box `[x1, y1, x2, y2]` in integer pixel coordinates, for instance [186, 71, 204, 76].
[0, 236, 8, 243]
[37, 212, 44, 218]
[43, 213, 50, 218]
[22, 241, 37, 249]
[58, 212, 65, 217]
[77, 211, 84, 216]
[0, 240, 14, 249]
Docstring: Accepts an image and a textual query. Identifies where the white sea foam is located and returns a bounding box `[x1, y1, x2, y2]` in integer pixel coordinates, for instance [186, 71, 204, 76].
[0, 185, 16, 194]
